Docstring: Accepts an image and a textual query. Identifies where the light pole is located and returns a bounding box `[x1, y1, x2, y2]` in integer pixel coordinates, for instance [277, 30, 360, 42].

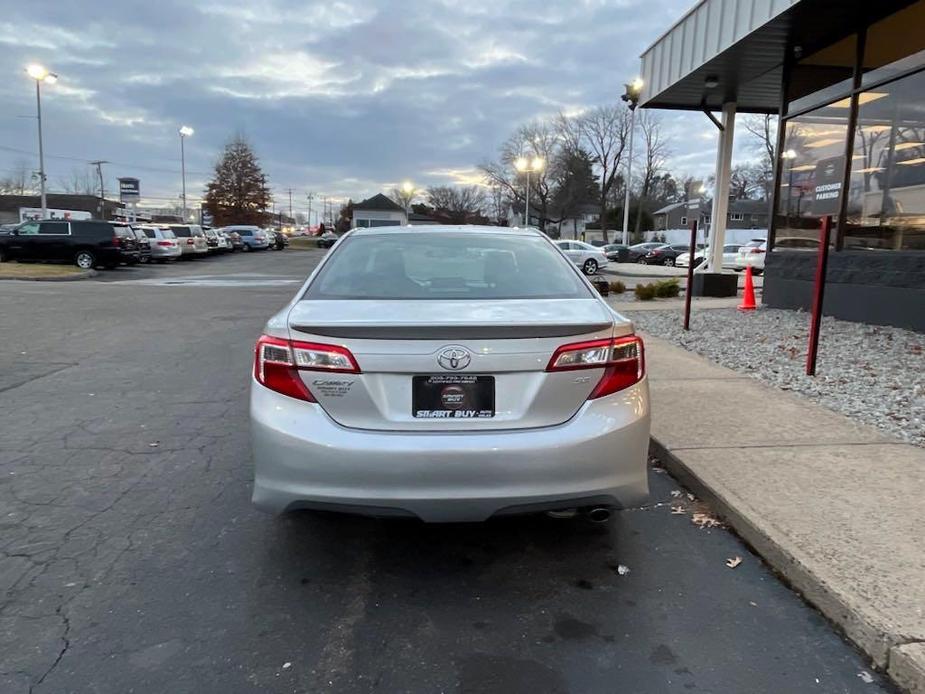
[514, 156, 545, 227]
[26, 64, 58, 220]
[178, 126, 194, 220]
[401, 181, 416, 223]
[620, 77, 644, 245]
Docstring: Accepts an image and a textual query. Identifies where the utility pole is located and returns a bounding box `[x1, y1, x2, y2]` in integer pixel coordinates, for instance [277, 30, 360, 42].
[90, 160, 108, 219]
[286, 187, 293, 224]
[306, 192, 314, 227]
[322, 195, 328, 227]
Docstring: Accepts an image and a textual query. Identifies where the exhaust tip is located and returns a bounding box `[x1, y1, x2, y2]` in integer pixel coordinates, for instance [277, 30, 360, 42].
[586, 507, 612, 523]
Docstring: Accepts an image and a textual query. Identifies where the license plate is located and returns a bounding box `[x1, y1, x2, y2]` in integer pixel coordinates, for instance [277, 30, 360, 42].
[412, 375, 495, 419]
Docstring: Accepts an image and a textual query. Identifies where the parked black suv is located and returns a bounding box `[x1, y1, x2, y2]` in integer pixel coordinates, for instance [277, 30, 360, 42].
[0, 220, 139, 269]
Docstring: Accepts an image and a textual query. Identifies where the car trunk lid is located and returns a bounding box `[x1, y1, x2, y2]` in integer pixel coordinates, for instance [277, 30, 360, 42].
[287, 298, 627, 431]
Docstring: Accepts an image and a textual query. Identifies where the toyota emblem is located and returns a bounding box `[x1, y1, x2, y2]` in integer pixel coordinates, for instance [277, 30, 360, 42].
[437, 346, 472, 371]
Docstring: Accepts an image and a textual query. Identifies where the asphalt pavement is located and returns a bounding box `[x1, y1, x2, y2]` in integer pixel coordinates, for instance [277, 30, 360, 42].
[0, 250, 892, 693]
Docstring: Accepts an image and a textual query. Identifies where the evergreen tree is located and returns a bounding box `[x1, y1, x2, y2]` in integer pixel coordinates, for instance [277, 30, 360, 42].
[203, 135, 271, 226]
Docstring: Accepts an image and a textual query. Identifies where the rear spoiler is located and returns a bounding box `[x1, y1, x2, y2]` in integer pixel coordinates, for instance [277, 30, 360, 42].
[290, 323, 612, 340]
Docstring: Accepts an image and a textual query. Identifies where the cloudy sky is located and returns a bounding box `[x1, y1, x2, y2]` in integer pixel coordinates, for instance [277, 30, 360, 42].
[1, 0, 752, 217]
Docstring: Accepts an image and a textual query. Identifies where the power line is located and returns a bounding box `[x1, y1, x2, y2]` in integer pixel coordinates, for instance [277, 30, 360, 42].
[0, 143, 211, 177]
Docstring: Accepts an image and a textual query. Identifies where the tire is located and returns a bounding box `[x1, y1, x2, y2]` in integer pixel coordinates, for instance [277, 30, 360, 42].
[582, 258, 598, 275]
[74, 250, 96, 270]
[637, 257, 647, 264]
[242, 243, 251, 252]
[664, 257, 675, 267]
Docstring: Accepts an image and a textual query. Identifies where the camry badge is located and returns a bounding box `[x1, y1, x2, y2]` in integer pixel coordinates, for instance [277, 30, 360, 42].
[437, 346, 472, 371]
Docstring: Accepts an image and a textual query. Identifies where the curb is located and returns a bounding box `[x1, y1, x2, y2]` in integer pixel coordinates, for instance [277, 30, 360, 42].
[0, 269, 97, 282]
[649, 436, 923, 692]
[890, 644, 925, 694]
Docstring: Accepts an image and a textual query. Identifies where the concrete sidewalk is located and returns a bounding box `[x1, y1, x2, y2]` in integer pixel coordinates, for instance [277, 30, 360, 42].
[642, 334, 925, 692]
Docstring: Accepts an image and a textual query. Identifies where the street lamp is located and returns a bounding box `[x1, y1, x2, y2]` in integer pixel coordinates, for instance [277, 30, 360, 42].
[401, 180, 415, 222]
[178, 126, 194, 220]
[620, 77, 644, 245]
[26, 64, 58, 220]
[514, 155, 544, 226]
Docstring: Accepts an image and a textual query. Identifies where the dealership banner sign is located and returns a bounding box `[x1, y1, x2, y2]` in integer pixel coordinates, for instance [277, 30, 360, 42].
[118, 177, 140, 203]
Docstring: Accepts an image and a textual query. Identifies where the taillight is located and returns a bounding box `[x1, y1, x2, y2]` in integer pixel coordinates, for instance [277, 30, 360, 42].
[253, 335, 360, 402]
[156, 241, 173, 247]
[112, 235, 121, 247]
[751, 248, 766, 254]
[546, 336, 645, 399]
[186, 238, 194, 245]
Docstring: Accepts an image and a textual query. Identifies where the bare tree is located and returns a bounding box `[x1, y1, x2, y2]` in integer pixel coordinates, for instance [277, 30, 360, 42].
[388, 187, 415, 213]
[58, 167, 98, 195]
[742, 114, 778, 200]
[633, 112, 670, 238]
[479, 120, 559, 230]
[578, 105, 631, 242]
[0, 159, 35, 195]
[426, 185, 486, 224]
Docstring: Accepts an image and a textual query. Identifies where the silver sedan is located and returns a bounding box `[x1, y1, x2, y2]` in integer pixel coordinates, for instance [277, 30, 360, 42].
[250, 226, 650, 522]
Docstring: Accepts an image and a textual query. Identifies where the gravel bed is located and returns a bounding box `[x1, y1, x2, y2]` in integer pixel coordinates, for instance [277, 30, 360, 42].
[626, 307, 924, 447]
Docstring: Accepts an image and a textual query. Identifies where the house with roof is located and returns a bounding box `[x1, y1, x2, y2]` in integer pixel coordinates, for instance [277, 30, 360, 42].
[351, 193, 407, 228]
[653, 198, 770, 232]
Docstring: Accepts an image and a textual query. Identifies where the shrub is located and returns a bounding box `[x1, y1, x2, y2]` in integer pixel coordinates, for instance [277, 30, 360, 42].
[634, 283, 657, 301]
[609, 280, 626, 294]
[654, 279, 681, 298]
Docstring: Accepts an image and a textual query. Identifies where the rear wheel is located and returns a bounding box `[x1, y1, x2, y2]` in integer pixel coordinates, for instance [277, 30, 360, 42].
[242, 243, 251, 252]
[582, 258, 598, 275]
[74, 250, 95, 270]
[664, 257, 675, 267]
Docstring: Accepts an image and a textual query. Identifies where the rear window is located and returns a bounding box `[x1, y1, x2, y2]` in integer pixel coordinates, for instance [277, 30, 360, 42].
[72, 222, 114, 236]
[113, 226, 135, 238]
[305, 233, 591, 301]
[171, 226, 191, 237]
[142, 228, 156, 238]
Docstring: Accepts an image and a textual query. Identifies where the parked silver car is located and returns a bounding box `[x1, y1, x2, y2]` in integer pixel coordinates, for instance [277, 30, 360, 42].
[168, 224, 209, 257]
[251, 226, 650, 522]
[138, 226, 181, 262]
[553, 240, 610, 275]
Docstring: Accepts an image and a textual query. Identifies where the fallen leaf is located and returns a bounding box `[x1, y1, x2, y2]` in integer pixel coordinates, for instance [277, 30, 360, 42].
[726, 556, 742, 569]
[670, 490, 682, 498]
[686, 493, 695, 501]
[616, 565, 630, 576]
[691, 512, 722, 528]
[283, 662, 292, 670]
[857, 671, 874, 684]
[148, 442, 159, 448]
[670, 505, 686, 515]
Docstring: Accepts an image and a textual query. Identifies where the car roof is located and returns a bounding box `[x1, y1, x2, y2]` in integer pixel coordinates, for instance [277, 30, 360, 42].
[349, 224, 544, 238]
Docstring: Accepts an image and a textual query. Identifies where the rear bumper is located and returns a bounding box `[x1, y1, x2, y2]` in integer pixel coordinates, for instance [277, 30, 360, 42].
[151, 246, 181, 259]
[251, 379, 650, 522]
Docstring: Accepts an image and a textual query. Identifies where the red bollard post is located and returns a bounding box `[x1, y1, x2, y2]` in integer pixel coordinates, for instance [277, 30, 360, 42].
[806, 215, 832, 376]
[683, 220, 697, 331]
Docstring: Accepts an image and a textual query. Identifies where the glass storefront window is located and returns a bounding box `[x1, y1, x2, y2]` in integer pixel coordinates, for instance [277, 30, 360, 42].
[775, 101, 850, 247]
[844, 69, 925, 251]
[788, 34, 856, 114]
[862, 0, 925, 86]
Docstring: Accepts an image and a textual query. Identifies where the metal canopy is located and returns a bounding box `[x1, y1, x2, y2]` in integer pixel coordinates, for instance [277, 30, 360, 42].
[639, 0, 916, 113]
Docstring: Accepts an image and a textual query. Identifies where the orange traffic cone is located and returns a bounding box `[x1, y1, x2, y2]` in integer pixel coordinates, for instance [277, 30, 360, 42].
[738, 265, 757, 311]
